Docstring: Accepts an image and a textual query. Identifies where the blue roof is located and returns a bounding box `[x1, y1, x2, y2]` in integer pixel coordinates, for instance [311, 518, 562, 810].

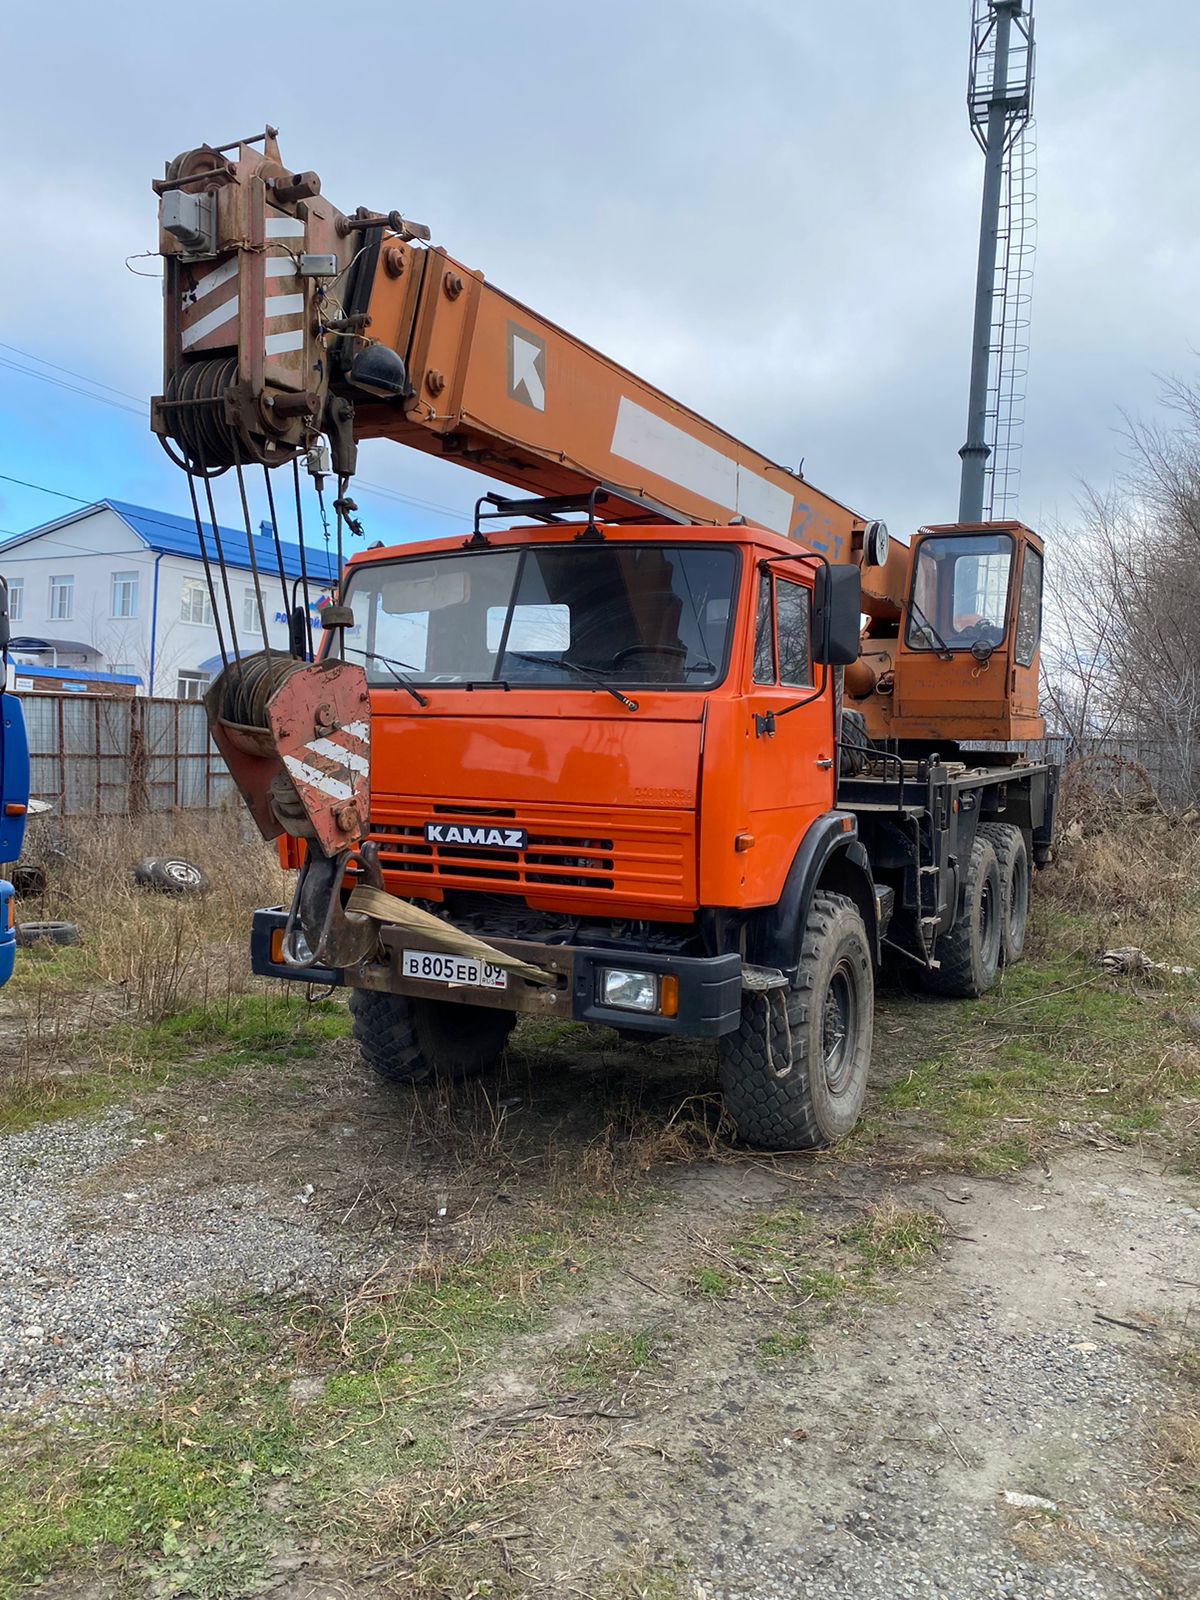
[0, 499, 340, 586]
[106, 500, 339, 585]
[13, 663, 142, 685]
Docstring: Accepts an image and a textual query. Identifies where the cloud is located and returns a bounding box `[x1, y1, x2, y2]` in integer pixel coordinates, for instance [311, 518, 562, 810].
[2, 0, 1197, 543]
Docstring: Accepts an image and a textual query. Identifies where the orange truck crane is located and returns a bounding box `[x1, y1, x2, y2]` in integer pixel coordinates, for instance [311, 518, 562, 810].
[152, 131, 1056, 1149]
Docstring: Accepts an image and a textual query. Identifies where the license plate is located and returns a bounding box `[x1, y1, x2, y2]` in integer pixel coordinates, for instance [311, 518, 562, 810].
[401, 948, 509, 990]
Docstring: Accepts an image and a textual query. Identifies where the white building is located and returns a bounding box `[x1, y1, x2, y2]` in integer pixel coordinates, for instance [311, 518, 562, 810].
[0, 500, 338, 697]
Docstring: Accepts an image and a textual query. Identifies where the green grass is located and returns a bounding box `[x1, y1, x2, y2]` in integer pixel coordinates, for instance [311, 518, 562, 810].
[688, 1265, 734, 1299]
[0, 1200, 633, 1598]
[549, 1328, 665, 1390]
[0, 992, 349, 1134]
[872, 949, 1200, 1172]
[756, 1323, 812, 1364]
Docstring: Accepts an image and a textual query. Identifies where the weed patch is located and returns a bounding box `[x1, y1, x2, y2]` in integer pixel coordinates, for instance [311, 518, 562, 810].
[0, 1196, 639, 1598]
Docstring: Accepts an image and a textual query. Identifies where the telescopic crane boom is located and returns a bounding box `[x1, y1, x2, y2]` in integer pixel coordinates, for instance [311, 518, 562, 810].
[152, 132, 905, 614]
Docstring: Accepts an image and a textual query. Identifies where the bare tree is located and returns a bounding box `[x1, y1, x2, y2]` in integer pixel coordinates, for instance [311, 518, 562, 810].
[1042, 372, 1200, 805]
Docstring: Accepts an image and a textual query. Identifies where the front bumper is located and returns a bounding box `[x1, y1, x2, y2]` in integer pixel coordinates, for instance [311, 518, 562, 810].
[250, 906, 743, 1038]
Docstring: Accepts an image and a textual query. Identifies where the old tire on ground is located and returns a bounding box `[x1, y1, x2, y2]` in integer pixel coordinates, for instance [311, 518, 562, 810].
[348, 989, 516, 1086]
[132, 857, 211, 896]
[980, 822, 1030, 965]
[924, 835, 1002, 998]
[16, 920, 80, 949]
[718, 891, 874, 1150]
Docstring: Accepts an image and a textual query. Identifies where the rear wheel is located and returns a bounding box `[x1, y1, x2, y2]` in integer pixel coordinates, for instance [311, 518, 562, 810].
[924, 835, 1002, 998]
[348, 989, 516, 1086]
[718, 891, 874, 1150]
[980, 822, 1030, 965]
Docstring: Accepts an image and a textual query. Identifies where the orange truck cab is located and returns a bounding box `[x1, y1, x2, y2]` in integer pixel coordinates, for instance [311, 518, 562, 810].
[251, 511, 1057, 1150]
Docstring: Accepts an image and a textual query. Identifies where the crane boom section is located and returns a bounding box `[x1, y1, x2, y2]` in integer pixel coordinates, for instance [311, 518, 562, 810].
[353, 238, 861, 559]
[152, 136, 862, 562]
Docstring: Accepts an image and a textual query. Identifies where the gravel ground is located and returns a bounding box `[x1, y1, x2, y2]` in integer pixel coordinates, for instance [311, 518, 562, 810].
[681, 1156, 1200, 1600]
[0, 1109, 356, 1417]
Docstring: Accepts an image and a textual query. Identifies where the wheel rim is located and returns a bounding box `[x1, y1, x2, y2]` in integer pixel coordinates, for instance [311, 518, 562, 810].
[1010, 856, 1028, 940]
[979, 875, 1000, 966]
[164, 861, 201, 887]
[822, 960, 858, 1096]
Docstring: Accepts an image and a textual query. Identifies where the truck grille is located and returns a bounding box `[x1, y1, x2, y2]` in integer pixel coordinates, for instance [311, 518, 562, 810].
[369, 801, 694, 908]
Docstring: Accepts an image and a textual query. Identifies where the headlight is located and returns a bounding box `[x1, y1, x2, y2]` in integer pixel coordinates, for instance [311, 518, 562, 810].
[290, 928, 315, 965]
[600, 967, 659, 1013]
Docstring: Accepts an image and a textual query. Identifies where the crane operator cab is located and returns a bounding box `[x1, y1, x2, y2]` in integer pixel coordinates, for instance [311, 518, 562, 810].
[868, 520, 1045, 746]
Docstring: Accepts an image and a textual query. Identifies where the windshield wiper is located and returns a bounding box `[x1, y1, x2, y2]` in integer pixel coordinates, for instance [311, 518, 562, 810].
[906, 599, 953, 662]
[343, 646, 429, 706]
[503, 651, 639, 712]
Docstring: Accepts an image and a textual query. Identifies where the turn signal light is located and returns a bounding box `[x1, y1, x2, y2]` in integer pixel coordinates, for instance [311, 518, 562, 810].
[3, 803, 25, 817]
[659, 975, 679, 1018]
[270, 928, 286, 964]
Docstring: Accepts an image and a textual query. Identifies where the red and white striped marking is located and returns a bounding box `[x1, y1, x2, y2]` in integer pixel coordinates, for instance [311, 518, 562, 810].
[283, 719, 370, 804]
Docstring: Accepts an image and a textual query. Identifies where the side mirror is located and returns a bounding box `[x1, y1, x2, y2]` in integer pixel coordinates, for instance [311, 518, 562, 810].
[0, 585, 9, 655]
[813, 564, 861, 666]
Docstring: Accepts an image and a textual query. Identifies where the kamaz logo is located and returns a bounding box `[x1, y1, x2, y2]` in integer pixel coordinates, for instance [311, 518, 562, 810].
[424, 822, 527, 850]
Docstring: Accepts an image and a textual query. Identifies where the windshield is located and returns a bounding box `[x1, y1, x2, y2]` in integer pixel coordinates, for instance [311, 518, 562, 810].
[906, 533, 1013, 652]
[339, 543, 738, 689]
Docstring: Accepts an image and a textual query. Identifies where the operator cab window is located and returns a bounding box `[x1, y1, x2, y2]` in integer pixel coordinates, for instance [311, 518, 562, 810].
[1014, 546, 1043, 667]
[906, 533, 1014, 653]
[775, 579, 811, 687]
[752, 572, 813, 688]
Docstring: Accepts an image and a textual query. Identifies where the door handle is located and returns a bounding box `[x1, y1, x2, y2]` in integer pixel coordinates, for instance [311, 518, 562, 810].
[816, 757, 834, 770]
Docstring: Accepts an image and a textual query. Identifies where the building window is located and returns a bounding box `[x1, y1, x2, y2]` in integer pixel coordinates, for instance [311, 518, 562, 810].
[109, 662, 137, 679]
[49, 574, 74, 621]
[176, 670, 209, 701]
[243, 587, 262, 634]
[6, 579, 22, 622]
[180, 577, 214, 626]
[111, 571, 139, 619]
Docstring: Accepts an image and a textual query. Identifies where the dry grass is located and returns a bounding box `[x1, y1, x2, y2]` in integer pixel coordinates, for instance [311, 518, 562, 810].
[15, 805, 286, 1011]
[1043, 808, 1200, 952]
[0, 807, 292, 1114]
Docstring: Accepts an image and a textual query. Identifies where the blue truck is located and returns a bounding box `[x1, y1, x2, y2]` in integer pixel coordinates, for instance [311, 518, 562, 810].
[0, 580, 30, 985]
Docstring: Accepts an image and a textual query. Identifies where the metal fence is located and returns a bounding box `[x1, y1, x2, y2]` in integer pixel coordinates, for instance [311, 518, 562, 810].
[20, 694, 235, 816]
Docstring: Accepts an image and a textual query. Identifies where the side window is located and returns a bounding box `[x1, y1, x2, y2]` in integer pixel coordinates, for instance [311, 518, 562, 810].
[753, 573, 776, 684]
[1014, 547, 1043, 667]
[775, 580, 811, 687]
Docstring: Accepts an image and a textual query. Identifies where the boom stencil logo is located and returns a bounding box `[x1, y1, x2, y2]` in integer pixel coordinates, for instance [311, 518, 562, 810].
[507, 322, 546, 411]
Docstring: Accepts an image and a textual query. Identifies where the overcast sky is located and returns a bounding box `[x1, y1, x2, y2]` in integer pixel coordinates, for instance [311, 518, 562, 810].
[2, 0, 1197, 552]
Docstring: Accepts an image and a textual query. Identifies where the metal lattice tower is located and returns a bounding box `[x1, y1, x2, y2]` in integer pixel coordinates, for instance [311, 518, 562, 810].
[958, 1, 1037, 523]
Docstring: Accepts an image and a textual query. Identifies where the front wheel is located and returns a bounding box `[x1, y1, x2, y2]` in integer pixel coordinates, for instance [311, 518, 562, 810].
[718, 892, 874, 1150]
[349, 990, 516, 1086]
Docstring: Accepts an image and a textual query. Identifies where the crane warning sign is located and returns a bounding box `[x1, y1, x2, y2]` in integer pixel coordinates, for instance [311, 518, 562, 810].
[507, 323, 546, 411]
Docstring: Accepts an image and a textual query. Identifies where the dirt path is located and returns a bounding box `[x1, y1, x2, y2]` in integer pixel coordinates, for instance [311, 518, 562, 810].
[500, 1148, 1199, 1598]
[2, 1018, 1198, 1598]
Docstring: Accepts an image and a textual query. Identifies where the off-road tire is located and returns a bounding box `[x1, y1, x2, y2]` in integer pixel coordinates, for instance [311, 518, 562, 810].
[132, 857, 211, 896]
[16, 920, 80, 948]
[924, 835, 1002, 998]
[348, 989, 516, 1086]
[718, 891, 873, 1150]
[839, 708, 871, 777]
[980, 822, 1030, 966]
